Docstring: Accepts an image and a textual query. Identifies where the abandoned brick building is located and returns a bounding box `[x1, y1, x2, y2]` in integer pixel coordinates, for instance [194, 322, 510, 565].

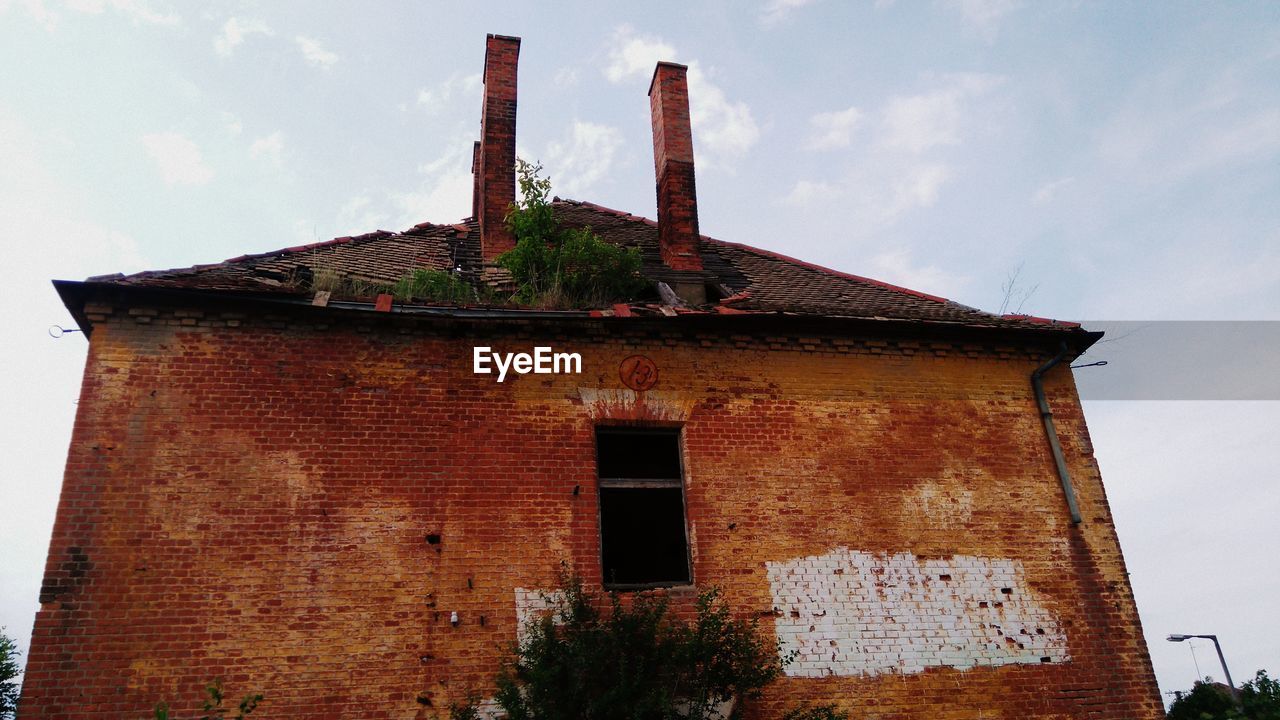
[24, 33, 1162, 719]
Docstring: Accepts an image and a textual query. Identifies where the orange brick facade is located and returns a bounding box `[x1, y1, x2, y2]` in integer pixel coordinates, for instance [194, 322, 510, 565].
[20, 293, 1163, 719]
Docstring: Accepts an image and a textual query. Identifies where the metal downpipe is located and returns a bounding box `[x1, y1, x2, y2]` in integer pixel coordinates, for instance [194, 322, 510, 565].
[1032, 342, 1083, 524]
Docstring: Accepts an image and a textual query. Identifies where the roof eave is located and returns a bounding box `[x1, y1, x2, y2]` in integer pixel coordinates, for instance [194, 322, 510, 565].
[54, 279, 1103, 354]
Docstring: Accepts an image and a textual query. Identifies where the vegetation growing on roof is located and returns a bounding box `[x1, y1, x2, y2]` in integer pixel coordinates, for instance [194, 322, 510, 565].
[305, 267, 394, 299]
[294, 161, 646, 309]
[497, 160, 647, 309]
[303, 263, 490, 306]
[393, 268, 490, 305]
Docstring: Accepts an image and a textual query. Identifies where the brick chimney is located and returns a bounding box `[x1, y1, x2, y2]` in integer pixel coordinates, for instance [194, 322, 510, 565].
[648, 61, 703, 272]
[478, 34, 520, 262]
[470, 140, 481, 221]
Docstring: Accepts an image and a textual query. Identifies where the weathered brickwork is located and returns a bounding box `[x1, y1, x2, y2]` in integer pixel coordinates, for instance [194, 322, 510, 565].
[22, 297, 1163, 719]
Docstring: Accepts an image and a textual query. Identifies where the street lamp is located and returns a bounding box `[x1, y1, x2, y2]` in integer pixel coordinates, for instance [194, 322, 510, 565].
[1168, 634, 1237, 699]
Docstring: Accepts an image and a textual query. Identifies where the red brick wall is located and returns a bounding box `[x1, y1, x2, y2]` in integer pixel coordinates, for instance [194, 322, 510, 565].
[21, 298, 1162, 719]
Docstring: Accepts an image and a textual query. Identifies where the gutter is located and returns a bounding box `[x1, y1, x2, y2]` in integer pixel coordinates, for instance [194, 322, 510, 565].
[53, 281, 1105, 352]
[1031, 341, 1083, 524]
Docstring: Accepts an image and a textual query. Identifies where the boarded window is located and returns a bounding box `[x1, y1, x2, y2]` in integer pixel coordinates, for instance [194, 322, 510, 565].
[596, 428, 691, 588]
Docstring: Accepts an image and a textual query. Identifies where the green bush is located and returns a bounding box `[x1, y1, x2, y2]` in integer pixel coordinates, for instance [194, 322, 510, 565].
[151, 679, 261, 720]
[488, 575, 788, 720]
[497, 160, 647, 309]
[393, 268, 480, 305]
[0, 629, 19, 720]
[781, 705, 849, 720]
[1243, 670, 1280, 720]
[1167, 670, 1280, 720]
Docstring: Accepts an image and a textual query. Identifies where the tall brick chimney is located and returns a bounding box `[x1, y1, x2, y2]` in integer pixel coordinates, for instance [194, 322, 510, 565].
[470, 140, 481, 222]
[478, 34, 520, 262]
[648, 61, 703, 272]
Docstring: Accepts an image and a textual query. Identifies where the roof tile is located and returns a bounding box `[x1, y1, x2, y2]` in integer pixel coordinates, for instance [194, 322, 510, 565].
[88, 199, 1081, 332]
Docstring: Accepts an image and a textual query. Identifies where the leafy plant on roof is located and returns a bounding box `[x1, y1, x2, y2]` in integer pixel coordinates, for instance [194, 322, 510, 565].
[393, 268, 486, 305]
[301, 263, 394, 300]
[497, 159, 647, 309]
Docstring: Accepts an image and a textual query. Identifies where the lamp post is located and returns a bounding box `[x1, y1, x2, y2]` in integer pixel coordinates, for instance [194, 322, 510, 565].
[1168, 634, 1238, 703]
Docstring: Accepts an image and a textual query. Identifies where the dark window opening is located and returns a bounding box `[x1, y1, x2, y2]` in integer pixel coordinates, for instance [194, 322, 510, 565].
[596, 431, 681, 479]
[596, 428, 691, 588]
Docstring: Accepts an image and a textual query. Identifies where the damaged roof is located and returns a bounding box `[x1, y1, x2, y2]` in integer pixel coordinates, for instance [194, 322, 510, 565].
[71, 199, 1082, 334]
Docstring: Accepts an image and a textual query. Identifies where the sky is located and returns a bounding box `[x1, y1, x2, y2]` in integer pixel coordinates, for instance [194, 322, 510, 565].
[1, 0, 1278, 707]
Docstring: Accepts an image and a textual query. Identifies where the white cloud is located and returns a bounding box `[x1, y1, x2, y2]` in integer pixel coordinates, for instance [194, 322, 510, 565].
[759, 0, 820, 27]
[604, 25, 677, 83]
[544, 121, 625, 198]
[0, 111, 148, 276]
[336, 194, 393, 235]
[214, 17, 272, 57]
[9, 0, 60, 31]
[780, 179, 841, 207]
[887, 163, 950, 212]
[416, 72, 482, 113]
[805, 106, 862, 150]
[1095, 78, 1280, 189]
[0, 110, 149, 666]
[1089, 402, 1280, 698]
[1088, 229, 1280, 320]
[12, 0, 178, 30]
[780, 73, 1001, 234]
[140, 131, 213, 186]
[296, 35, 338, 69]
[603, 28, 759, 169]
[394, 138, 475, 226]
[686, 66, 761, 169]
[325, 133, 475, 233]
[249, 132, 284, 168]
[222, 111, 243, 136]
[553, 67, 581, 87]
[68, 0, 177, 24]
[866, 249, 969, 299]
[944, 0, 1020, 42]
[1032, 176, 1074, 205]
[879, 73, 1001, 154]
[780, 160, 951, 231]
[1168, 108, 1280, 178]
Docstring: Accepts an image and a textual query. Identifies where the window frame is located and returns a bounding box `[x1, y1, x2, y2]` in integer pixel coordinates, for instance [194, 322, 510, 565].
[595, 426, 694, 591]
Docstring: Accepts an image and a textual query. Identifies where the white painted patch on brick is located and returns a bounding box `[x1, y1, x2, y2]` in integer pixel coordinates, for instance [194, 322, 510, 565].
[476, 697, 503, 720]
[766, 549, 1069, 677]
[514, 587, 565, 646]
[904, 480, 974, 527]
[576, 388, 694, 422]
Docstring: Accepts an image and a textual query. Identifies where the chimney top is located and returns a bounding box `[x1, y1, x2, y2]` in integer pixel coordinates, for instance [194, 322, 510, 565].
[477, 34, 521, 263]
[649, 61, 704, 275]
[648, 61, 689, 96]
[483, 33, 522, 70]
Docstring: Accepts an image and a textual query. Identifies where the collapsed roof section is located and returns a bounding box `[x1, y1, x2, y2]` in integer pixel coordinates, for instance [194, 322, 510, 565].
[78, 197, 1081, 334]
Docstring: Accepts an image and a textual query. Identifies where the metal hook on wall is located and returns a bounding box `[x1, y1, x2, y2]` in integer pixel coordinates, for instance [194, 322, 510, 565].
[48, 325, 83, 338]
